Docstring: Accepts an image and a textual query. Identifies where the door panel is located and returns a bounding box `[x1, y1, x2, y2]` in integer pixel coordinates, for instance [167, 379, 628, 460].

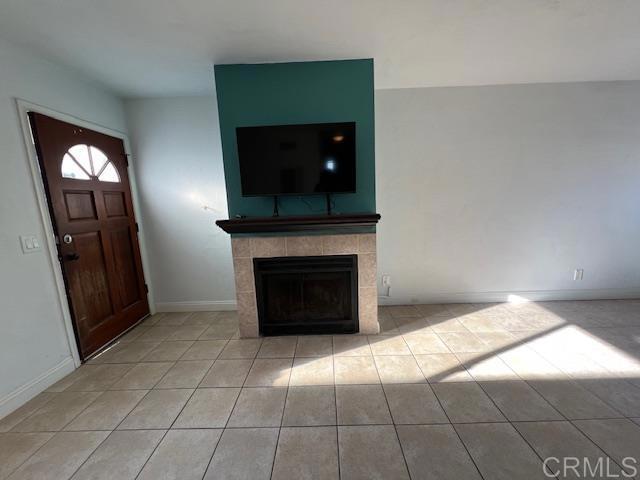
[29, 112, 149, 360]
[64, 191, 98, 221]
[110, 227, 140, 309]
[104, 192, 127, 218]
[67, 231, 115, 330]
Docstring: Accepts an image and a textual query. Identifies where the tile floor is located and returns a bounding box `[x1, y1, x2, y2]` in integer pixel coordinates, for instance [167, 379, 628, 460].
[1, 300, 640, 479]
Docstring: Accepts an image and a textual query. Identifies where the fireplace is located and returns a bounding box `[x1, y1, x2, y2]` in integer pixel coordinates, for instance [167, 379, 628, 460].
[226, 233, 379, 338]
[254, 255, 358, 335]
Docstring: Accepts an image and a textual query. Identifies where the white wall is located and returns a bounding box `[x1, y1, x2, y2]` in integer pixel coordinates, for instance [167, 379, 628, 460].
[376, 81, 640, 304]
[0, 39, 127, 416]
[125, 97, 235, 311]
[123, 83, 640, 312]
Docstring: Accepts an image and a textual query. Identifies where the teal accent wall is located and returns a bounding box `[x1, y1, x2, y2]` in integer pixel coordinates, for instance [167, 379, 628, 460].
[214, 59, 375, 218]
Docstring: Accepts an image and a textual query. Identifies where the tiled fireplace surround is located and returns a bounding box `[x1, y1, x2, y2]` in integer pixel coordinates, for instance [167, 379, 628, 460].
[230, 233, 379, 337]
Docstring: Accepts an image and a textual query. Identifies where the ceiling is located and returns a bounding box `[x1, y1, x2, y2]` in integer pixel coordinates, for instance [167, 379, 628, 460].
[1, 0, 640, 97]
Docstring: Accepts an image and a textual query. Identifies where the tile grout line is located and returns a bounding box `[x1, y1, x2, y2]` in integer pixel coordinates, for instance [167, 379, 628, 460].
[134, 355, 204, 480]
[573, 377, 640, 418]
[5, 304, 640, 479]
[64, 393, 151, 479]
[49, 379, 132, 432]
[512, 378, 569, 421]
[5, 388, 72, 432]
[426, 372, 487, 480]
[132, 318, 216, 478]
[193, 339, 231, 388]
[267, 376, 289, 479]
[3, 430, 59, 478]
[332, 341, 342, 480]
[64, 344, 183, 480]
[197, 311, 247, 480]
[14, 417, 640, 432]
[419, 311, 618, 429]
[569, 419, 631, 474]
[30, 313, 226, 480]
[256, 337, 298, 479]
[54, 430, 112, 480]
[523, 377, 628, 421]
[430, 310, 572, 478]
[198, 337, 262, 479]
[370, 341, 414, 480]
[520, 378, 635, 474]
[14, 418, 640, 431]
[472, 380, 564, 479]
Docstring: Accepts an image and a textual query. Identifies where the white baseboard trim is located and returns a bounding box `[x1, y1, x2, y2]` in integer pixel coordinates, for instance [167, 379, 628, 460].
[378, 287, 640, 305]
[0, 356, 75, 420]
[153, 288, 640, 311]
[155, 300, 238, 312]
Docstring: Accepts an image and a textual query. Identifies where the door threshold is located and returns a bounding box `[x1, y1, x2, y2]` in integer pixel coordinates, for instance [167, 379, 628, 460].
[82, 313, 151, 363]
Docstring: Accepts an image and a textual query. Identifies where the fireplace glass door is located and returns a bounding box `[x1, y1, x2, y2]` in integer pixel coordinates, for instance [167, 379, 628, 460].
[254, 255, 358, 335]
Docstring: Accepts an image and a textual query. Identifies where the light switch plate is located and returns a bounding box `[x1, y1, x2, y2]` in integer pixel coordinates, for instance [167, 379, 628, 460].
[20, 235, 42, 254]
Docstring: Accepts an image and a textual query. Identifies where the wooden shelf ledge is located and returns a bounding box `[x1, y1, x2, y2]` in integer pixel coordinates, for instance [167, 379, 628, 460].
[216, 213, 381, 234]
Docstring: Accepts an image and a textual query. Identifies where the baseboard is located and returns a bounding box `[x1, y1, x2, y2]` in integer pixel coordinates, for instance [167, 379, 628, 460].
[0, 356, 75, 420]
[155, 300, 238, 312]
[378, 287, 640, 305]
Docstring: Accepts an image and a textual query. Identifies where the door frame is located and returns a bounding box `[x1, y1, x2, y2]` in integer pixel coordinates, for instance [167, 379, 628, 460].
[15, 98, 155, 367]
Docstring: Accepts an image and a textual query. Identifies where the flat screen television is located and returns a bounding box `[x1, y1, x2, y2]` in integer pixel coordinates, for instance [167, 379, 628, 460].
[236, 122, 356, 196]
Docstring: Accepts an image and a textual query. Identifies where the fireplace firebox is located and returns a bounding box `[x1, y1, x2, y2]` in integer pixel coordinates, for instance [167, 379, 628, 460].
[254, 255, 358, 336]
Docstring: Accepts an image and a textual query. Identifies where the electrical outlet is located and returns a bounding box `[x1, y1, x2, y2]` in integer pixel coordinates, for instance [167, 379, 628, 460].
[382, 274, 391, 287]
[573, 268, 584, 281]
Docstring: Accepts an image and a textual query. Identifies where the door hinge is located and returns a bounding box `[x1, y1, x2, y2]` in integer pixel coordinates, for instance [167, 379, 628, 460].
[144, 283, 149, 293]
[135, 222, 139, 232]
[123, 153, 130, 167]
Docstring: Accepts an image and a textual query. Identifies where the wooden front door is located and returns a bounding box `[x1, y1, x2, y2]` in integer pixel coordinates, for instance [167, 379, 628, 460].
[29, 113, 149, 360]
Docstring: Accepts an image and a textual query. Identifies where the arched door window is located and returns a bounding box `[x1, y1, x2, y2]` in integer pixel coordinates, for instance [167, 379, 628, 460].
[61, 144, 120, 182]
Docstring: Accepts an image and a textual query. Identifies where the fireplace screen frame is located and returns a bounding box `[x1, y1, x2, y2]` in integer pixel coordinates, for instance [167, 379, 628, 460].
[253, 254, 359, 336]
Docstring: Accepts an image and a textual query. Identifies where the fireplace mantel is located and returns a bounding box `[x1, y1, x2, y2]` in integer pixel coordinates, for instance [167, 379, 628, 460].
[216, 213, 381, 234]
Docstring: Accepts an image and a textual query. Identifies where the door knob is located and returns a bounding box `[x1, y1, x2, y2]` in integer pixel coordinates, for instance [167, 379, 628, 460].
[64, 253, 80, 261]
